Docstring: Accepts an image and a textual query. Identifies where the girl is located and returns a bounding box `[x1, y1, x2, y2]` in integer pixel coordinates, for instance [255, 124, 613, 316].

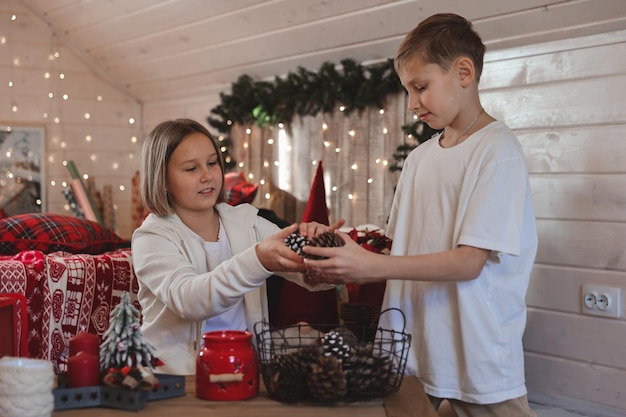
[132, 118, 324, 375]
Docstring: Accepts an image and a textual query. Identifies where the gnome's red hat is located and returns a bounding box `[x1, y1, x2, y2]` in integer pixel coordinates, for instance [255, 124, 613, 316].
[301, 162, 329, 225]
[271, 161, 339, 327]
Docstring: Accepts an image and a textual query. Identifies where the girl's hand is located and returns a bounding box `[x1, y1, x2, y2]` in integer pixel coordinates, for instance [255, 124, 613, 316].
[255, 224, 306, 272]
[298, 218, 346, 238]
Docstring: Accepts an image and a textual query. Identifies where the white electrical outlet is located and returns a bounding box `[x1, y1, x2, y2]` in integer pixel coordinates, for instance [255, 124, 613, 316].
[581, 285, 621, 318]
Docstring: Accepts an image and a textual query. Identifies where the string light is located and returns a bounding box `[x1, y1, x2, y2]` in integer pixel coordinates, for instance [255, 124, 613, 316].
[3, 9, 403, 233]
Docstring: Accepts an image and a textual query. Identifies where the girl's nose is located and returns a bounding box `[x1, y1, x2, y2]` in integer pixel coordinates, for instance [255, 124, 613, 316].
[199, 166, 212, 181]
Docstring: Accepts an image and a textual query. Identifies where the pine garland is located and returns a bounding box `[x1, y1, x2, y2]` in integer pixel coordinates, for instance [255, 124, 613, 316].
[207, 57, 439, 173]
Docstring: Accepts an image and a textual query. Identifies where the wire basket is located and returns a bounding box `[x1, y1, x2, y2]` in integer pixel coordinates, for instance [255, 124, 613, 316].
[254, 308, 411, 403]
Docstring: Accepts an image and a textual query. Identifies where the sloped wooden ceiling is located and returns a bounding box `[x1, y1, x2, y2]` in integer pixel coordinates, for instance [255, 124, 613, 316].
[16, 0, 626, 102]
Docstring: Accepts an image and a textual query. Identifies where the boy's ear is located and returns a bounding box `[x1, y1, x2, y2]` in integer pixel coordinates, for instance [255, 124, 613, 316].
[455, 57, 475, 87]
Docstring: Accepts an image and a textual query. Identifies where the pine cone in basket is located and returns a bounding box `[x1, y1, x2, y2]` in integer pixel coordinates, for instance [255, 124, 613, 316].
[269, 367, 308, 402]
[277, 344, 324, 375]
[307, 356, 347, 402]
[269, 345, 325, 401]
[284, 231, 344, 260]
[329, 327, 359, 347]
[345, 344, 396, 396]
[321, 330, 352, 363]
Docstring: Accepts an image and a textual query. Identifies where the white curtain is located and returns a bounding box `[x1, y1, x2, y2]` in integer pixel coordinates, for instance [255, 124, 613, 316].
[230, 91, 411, 228]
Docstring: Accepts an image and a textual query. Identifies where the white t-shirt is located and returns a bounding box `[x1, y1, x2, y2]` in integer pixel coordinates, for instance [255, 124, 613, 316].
[200, 222, 247, 334]
[380, 121, 538, 404]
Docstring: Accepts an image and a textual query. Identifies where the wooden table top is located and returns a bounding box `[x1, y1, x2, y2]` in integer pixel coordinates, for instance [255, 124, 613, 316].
[52, 375, 438, 417]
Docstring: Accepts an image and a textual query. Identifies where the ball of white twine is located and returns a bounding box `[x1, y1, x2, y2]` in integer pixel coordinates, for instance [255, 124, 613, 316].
[0, 357, 54, 417]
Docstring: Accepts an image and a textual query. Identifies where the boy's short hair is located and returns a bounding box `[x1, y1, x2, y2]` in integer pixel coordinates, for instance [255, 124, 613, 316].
[140, 118, 226, 216]
[395, 13, 486, 81]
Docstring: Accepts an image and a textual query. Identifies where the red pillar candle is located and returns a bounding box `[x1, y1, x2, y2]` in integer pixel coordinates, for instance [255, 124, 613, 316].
[67, 351, 100, 387]
[69, 331, 100, 357]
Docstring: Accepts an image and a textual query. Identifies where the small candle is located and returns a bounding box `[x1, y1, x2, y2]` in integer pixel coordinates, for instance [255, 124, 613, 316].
[69, 332, 100, 357]
[67, 351, 100, 388]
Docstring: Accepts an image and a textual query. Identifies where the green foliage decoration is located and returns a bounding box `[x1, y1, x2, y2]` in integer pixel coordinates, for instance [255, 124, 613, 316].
[388, 121, 441, 172]
[207, 57, 438, 173]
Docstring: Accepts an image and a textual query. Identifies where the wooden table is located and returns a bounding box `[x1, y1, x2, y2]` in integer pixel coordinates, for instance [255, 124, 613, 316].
[52, 375, 438, 417]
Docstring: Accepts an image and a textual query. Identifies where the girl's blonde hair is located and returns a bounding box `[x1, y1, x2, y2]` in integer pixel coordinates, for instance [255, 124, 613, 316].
[139, 118, 226, 216]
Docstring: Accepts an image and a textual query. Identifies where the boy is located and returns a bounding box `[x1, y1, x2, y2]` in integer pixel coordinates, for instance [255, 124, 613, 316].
[303, 13, 538, 417]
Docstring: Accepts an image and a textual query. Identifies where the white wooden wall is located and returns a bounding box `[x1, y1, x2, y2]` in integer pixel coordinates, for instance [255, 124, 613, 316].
[0, 4, 142, 239]
[485, 31, 626, 416]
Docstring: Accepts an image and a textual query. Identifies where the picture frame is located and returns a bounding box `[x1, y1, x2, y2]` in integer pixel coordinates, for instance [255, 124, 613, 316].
[0, 125, 46, 216]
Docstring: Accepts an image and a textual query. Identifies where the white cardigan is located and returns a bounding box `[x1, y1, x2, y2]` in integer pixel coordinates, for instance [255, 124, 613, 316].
[132, 203, 317, 375]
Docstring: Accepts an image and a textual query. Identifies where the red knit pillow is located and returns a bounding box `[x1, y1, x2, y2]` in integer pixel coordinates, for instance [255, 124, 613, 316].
[0, 213, 129, 255]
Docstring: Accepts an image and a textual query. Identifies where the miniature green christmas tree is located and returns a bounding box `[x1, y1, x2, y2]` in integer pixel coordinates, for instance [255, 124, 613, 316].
[100, 291, 157, 372]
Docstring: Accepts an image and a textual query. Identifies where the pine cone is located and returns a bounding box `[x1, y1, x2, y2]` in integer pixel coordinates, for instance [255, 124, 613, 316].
[284, 231, 344, 260]
[307, 356, 347, 402]
[345, 345, 395, 396]
[268, 367, 308, 402]
[305, 232, 344, 260]
[329, 327, 359, 347]
[321, 330, 351, 363]
[284, 231, 307, 256]
[268, 345, 324, 402]
[277, 344, 324, 375]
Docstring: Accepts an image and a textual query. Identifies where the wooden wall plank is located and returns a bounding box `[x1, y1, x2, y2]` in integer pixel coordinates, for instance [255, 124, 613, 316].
[535, 219, 626, 271]
[482, 41, 626, 90]
[524, 310, 626, 368]
[520, 125, 626, 174]
[484, 75, 626, 129]
[531, 175, 626, 221]
[525, 353, 626, 416]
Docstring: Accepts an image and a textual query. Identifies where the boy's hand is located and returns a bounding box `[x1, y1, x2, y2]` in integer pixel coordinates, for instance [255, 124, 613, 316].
[302, 231, 373, 284]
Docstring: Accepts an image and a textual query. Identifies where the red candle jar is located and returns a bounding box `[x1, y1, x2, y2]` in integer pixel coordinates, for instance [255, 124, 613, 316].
[69, 332, 100, 357]
[196, 330, 259, 401]
[67, 351, 100, 387]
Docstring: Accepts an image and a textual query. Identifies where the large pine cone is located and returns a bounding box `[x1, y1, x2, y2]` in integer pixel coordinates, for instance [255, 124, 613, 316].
[268, 345, 324, 401]
[284, 231, 345, 259]
[277, 344, 324, 375]
[268, 367, 308, 402]
[345, 345, 395, 396]
[307, 356, 347, 402]
[305, 232, 345, 259]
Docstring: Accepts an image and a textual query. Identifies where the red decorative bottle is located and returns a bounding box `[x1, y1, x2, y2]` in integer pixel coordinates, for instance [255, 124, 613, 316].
[196, 330, 259, 401]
